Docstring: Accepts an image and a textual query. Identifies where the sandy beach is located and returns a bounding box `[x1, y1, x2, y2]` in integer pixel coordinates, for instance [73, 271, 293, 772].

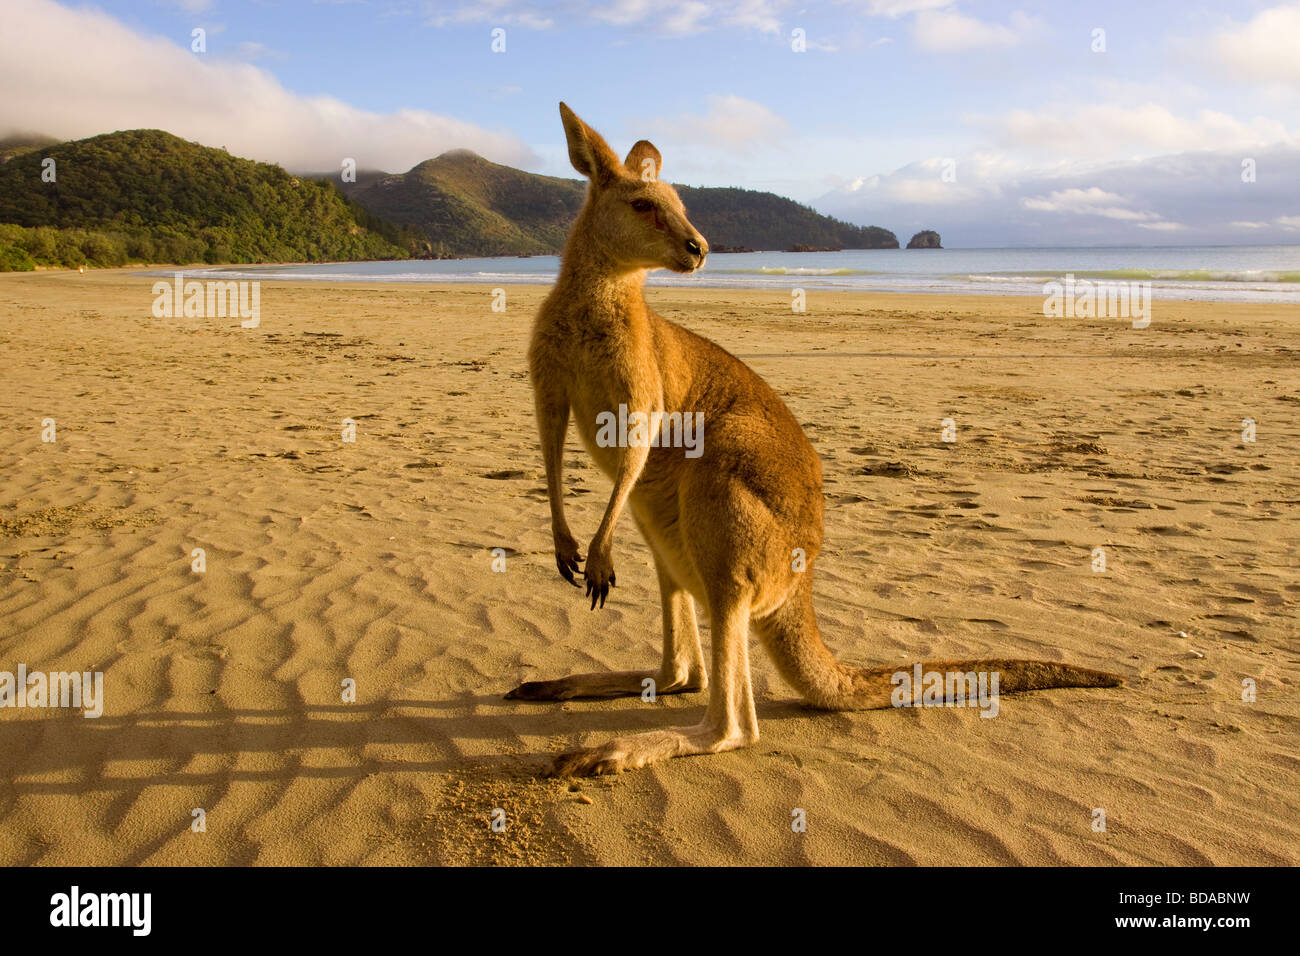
[0, 268, 1296, 866]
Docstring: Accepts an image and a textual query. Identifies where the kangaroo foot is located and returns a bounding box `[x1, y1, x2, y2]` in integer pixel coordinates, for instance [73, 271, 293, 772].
[505, 669, 703, 701]
[549, 724, 755, 776]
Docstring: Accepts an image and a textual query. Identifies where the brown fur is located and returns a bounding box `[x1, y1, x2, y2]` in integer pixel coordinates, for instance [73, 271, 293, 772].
[506, 103, 1123, 776]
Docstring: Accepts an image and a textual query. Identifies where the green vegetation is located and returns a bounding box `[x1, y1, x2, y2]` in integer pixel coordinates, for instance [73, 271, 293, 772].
[0, 222, 169, 269]
[0, 129, 409, 270]
[345, 150, 586, 257]
[0, 130, 901, 269]
[677, 185, 897, 251]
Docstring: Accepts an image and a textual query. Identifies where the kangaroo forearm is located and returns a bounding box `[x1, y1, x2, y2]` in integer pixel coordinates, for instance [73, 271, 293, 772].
[593, 443, 649, 547]
[545, 456, 573, 539]
[537, 401, 572, 537]
[548, 483, 571, 539]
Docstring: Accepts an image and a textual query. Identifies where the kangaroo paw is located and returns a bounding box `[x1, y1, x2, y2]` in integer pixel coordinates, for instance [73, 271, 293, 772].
[549, 725, 754, 776]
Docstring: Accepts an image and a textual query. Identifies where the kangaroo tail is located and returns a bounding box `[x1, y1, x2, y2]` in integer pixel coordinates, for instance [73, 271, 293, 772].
[754, 575, 1123, 710]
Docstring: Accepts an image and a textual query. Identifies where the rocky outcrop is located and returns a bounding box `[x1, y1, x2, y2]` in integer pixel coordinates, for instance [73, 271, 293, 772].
[906, 230, 942, 249]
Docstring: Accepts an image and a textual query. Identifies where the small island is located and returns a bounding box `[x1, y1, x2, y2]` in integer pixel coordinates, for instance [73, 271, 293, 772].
[906, 230, 942, 249]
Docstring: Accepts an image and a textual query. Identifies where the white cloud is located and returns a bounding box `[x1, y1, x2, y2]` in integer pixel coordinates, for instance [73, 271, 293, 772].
[1215, 3, 1300, 84]
[0, 0, 536, 173]
[1021, 187, 1158, 221]
[579, 0, 785, 35]
[591, 0, 657, 25]
[720, 0, 784, 33]
[912, 9, 1036, 52]
[163, 0, 213, 13]
[863, 0, 952, 17]
[838, 0, 1036, 51]
[233, 41, 287, 61]
[649, 95, 790, 151]
[978, 104, 1296, 157]
[424, 1, 554, 29]
[814, 144, 1300, 246]
[886, 177, 980, 204]
[663, 1, 711, 35]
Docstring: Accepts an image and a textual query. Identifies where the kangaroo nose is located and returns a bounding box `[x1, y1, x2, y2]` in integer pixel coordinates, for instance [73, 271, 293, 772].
[685, 238, 705, 258]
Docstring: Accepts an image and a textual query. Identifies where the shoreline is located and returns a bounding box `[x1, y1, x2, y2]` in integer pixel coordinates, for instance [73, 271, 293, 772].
[7, 267, 1300, 311]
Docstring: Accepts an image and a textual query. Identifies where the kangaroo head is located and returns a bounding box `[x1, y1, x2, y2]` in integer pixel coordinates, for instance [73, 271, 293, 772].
[559, 102, 708, 274]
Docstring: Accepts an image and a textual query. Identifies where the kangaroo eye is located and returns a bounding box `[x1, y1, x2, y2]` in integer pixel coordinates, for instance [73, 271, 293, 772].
[630, 199, 653, 212]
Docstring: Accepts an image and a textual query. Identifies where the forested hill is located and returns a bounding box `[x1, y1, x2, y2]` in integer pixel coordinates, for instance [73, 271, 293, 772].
[675, 185, 897, 251]
[0, 129, 409, 268]
[340, 149, 586, 258]
[0, 131, 901, 268]
[341, 149, 898, 257]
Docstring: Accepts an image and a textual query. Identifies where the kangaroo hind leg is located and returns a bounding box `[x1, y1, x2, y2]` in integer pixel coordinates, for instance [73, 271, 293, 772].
[550, 586, 756, 776]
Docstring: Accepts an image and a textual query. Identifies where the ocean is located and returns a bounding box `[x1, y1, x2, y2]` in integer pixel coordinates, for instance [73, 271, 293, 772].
[185, 245, 1300, 304]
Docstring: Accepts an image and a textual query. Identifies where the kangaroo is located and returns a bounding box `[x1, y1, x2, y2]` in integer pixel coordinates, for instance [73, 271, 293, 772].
[506, 103, 1123, 777]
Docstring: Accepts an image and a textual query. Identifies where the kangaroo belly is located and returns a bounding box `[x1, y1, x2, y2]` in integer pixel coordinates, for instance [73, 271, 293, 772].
[628, 491, 707, 601]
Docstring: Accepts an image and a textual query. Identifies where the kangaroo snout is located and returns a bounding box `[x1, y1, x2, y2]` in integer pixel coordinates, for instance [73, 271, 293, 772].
[675, 235, 707, 273]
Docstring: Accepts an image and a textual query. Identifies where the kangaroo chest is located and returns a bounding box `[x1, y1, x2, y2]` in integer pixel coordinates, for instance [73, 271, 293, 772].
[555, 317, 649, 471]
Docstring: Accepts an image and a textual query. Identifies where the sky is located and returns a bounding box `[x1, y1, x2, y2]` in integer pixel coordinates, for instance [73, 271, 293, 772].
[2, 0, 1298, 246]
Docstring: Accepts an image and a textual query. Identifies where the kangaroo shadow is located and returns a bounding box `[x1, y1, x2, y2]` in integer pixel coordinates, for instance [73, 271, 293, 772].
[0, 691, 818, 796]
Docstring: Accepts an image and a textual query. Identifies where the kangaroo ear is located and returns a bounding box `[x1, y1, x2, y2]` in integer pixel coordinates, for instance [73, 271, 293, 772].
[559, 102, 622, 186]
[624, 140, 662, 182]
